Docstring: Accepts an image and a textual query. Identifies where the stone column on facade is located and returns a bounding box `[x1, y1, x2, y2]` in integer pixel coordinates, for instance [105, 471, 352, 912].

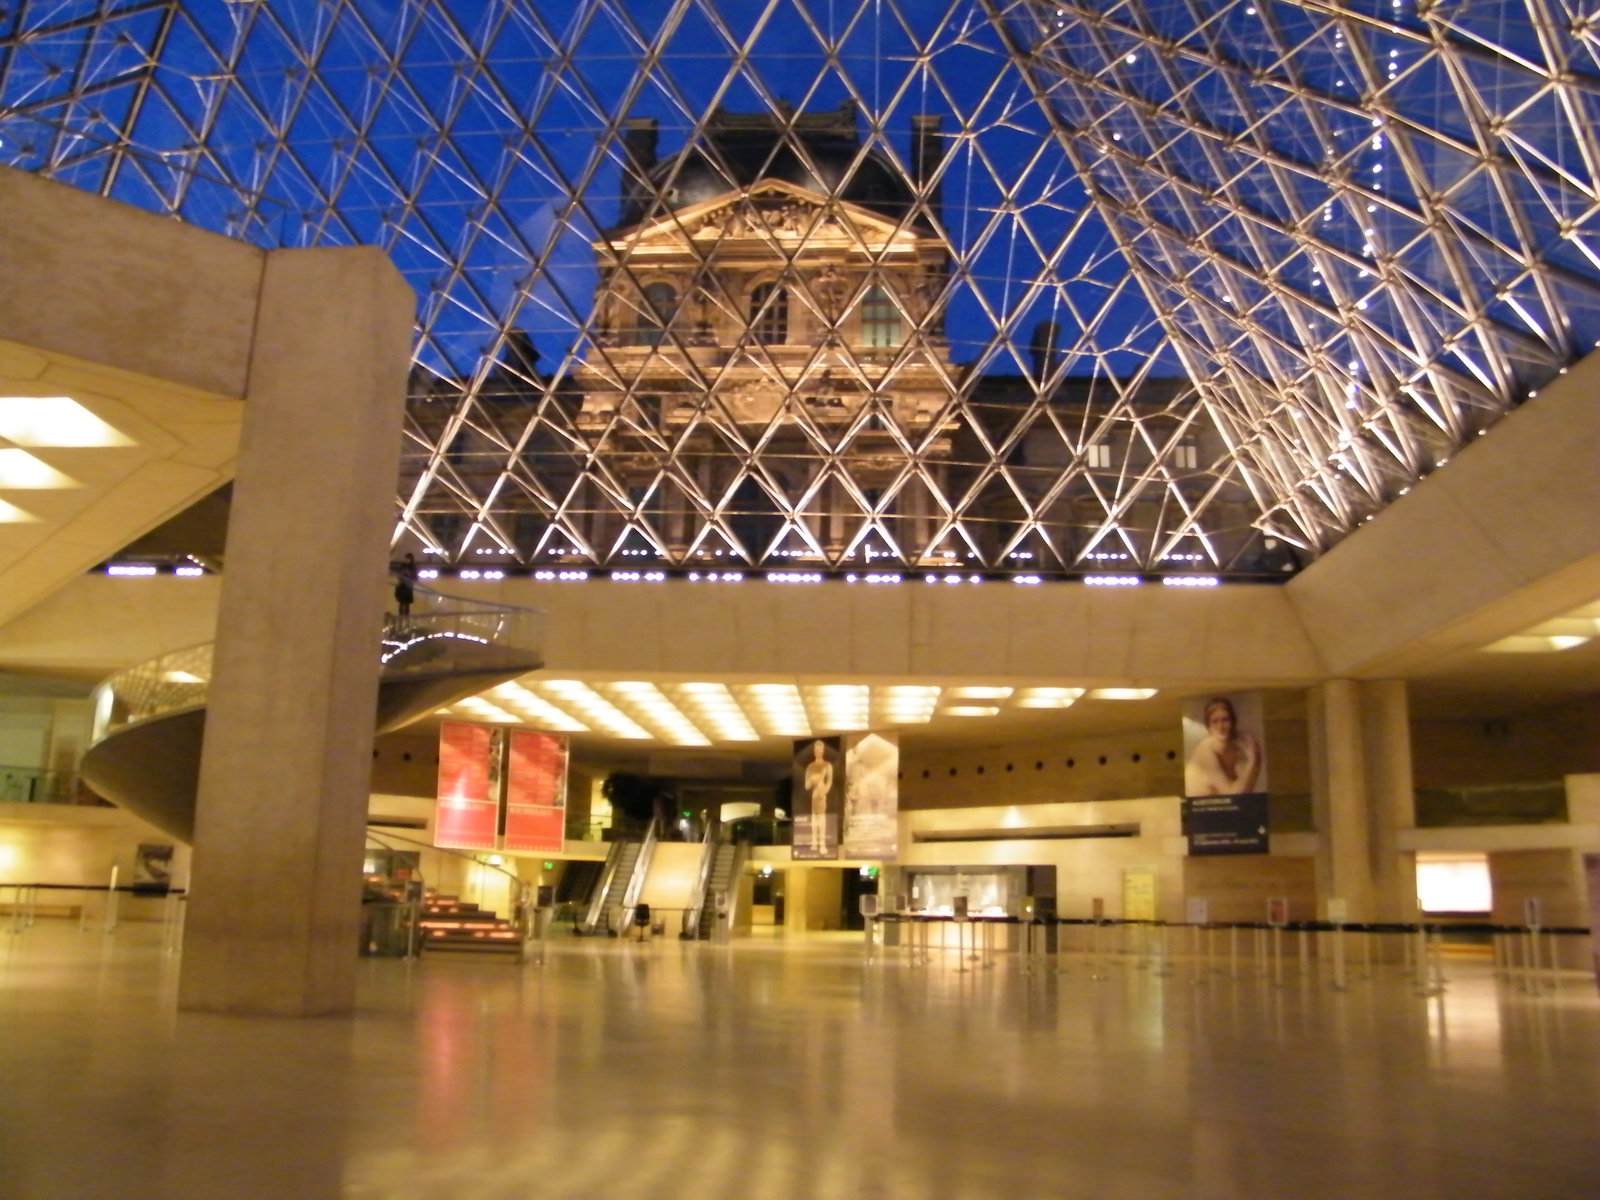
[177, 246, 414, 1017]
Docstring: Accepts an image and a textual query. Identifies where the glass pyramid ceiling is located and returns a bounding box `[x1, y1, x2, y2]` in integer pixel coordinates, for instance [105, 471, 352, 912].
[3, 0, 1595, 579]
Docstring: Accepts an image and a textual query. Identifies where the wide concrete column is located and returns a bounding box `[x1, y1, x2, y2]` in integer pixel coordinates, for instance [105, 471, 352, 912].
[1308, 679, 1417, 923]
[178, 247, 414, 1017]
[1359, 680, 1419, 923]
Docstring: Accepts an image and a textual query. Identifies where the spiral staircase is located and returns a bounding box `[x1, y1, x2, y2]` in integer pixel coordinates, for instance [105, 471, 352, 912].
[79, 587, 541, 842]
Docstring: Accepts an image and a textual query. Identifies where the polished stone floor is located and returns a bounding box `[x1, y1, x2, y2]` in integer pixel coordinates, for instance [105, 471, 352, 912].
[1, 922, 1596, 1200]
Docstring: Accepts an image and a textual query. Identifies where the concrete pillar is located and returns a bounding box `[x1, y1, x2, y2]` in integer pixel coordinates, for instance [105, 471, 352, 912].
[178, 247, 414, 1017]
[1360, 680, 1418, 923]
[1308, 679, 1417, 924]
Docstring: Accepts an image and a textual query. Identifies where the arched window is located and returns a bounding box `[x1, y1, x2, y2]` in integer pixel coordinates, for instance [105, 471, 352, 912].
[861, 285, 901, 347]
[749, 282, 788, 345]
[635, 282, 676, 346]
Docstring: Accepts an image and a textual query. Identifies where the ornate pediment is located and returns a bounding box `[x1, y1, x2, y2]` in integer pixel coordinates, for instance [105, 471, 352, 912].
[607, 179, 919, 252]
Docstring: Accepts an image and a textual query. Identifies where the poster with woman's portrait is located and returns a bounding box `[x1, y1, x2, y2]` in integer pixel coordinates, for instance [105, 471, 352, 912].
[1181, 692, 1269, 855]
[792, 737, 842, 860]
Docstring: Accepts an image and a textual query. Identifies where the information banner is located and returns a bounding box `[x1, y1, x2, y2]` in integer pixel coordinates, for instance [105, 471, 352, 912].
[504, 730, 568, 853]
[1181, 691, 1270, 856]
[1181, 793, 1270, 855]
[842, 731, 898, 860]
[792, 736, 842, 860]
[435, 722, 501, 850]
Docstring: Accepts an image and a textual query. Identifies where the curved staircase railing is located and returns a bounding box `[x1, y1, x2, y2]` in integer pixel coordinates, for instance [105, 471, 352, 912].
[90, 585, 542, 742]
[81, 586, 543, 842]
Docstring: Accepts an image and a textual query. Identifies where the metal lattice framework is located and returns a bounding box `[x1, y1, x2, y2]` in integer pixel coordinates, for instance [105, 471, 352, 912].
[2, 0, 1595, 577]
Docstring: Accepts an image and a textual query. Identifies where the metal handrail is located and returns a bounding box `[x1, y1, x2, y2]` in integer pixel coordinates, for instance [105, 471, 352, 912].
[579, 839, 630, 936]
[681, 820, 721, 938]
[618, 817, 660, 935]
[89, 584, 542, 743]
[365, 827, 535, 942]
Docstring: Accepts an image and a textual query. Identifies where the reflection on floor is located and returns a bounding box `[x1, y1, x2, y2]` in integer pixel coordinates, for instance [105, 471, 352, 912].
[1, 922, 1597, 1200]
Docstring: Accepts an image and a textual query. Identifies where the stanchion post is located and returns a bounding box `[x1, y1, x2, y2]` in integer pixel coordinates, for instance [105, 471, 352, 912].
[103, 867, 119, 934]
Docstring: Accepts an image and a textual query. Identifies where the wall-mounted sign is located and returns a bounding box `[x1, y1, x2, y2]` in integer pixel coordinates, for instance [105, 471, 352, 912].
[503, 730, 568, 854]
[1181, 691, 1270, 855]
[842, 731, 898, 860]
[1267, 896, 1290, 927]
[435, 722, 501, 851]
[792, 736, 842, 860]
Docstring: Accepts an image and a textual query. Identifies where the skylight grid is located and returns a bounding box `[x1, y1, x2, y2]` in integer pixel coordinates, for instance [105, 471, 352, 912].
[2, 0, 1591, 576]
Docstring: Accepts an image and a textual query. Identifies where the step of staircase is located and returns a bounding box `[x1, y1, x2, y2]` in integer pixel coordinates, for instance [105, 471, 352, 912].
[419, 896, 524, 960]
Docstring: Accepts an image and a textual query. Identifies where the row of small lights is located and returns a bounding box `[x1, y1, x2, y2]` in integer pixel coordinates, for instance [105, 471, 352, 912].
[101, 562, 1224, 586]
[442, 680, 1161, 744]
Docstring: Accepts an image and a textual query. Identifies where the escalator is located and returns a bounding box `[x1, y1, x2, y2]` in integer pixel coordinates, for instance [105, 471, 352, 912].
[683, 825, 749, 940]
[554, 859, 604, 907]
[79, 587, 543, 843]
[577, 819, 658, 937]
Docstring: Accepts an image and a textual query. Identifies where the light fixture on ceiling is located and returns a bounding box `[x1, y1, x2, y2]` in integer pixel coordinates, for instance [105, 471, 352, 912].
[0, 449, 79, 489]
[948, 686, 1013, 700]
[1087, 688, 1159, 700]
[0, 499, 39, 523]
[1482, 635, 1591, 653]
[1013, 687, 1085, 708]
[940, 705, 1001, 717]
[1480, 609, 1600, 653]
[0, 396, 136, 447]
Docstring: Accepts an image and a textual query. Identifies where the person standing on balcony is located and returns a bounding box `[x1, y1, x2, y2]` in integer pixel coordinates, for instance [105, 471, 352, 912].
[393, 553, 417, 620]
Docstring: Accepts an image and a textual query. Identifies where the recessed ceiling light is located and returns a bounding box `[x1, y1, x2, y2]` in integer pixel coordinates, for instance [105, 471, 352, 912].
[0, 449, 79, 489]
[0, 499, 40, 523]
[1087, 688, 1159, 700]
[0, 396, 135, 447]
[948, 686, 1013, 699]
[940, 705, 1001, 717]
[1482, 635, 1590, 653]
[1013, 687, 1085, 708]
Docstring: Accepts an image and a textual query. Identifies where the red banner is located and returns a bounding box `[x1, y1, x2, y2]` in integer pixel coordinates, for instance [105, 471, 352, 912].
[503, 730, 568, 853]
[435, 722, 500, 850]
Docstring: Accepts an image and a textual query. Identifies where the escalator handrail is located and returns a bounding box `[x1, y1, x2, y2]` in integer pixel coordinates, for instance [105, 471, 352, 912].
[681, 819, 721, 938]
[579, 839, 630, 936]
[618, 816, 660, 935]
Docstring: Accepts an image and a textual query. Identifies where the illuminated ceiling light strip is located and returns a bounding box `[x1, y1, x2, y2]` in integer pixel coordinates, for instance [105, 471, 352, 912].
[602, 681, 712, 745]
[1086, 688, 1159, 700]
[1012, 686, 1085, 709]
[0, 397, 136, 447]
[672, 682, 760, 742]
[0, 448, 80, 488]
[532, 680, 653, 738]
[0, 498, 40, 523]
[1481, 635, 1590, 653]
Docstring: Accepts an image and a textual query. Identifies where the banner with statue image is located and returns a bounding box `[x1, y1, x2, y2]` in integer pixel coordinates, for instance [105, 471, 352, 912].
[792, 736, 842, 860]
[843, 731, 898, 860]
